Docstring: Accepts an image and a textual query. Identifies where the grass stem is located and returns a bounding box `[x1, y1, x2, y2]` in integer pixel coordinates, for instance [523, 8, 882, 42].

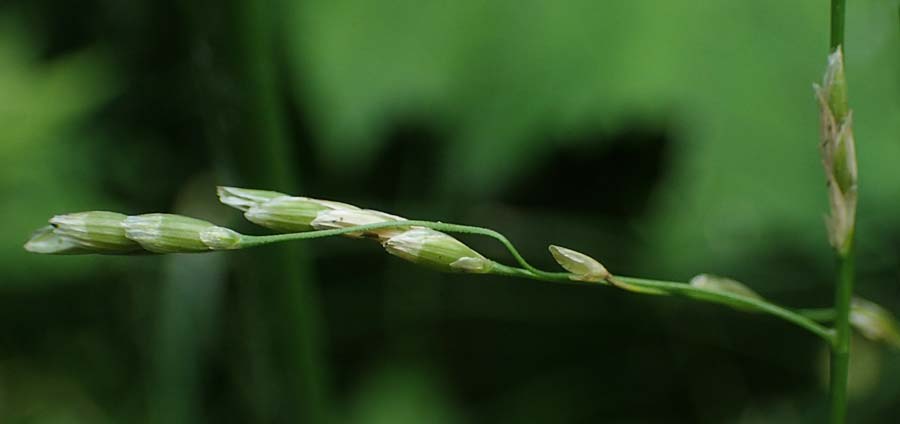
[830, 0, 846, 50]
[827, 1, 852, 422]
[830, 248, 855, 423]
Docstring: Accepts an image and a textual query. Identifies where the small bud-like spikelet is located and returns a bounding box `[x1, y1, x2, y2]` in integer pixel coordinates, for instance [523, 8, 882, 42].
[245, 196, 360, 232]
[123, 214, 240, 253]
[383, 228, 493, 273]
[548, 245, 667, 293]
[548, 245, 609, 282]
[689, 274, 762, 300]
[851, 298, 900, 349]
[814, 47, 857, 255]
[686, 274, 763, 311]
[311, 209, 409, 240]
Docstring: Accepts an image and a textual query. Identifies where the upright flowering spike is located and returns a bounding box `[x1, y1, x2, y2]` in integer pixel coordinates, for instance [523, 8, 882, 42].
[24, 225, 92, 255]
[311, 209, 409, 239]
[850, 298, 900, 349]
[383, 228, 493, 273]
[123, 214, 241, 253]
[814, 47, 857, 255]
[47, 211, 142, 253]
[217, 186, 287, 211]
[548, 245, 609, 282]
[245, 196, 360, 232]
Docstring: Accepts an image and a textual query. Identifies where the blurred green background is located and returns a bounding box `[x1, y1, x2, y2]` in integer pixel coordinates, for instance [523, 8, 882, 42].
[2, 0, 899, 422]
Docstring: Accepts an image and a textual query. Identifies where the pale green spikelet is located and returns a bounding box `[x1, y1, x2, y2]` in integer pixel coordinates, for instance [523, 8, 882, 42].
[689, 274, 762, 300]
[823, 48, 849, 123]
[47, 211, 142, 253]
[123, 214, 241, 253]
[245, 196, 360, 232]
[548, 245, 609, 282]
[199, 226, 243, 250]
[24, 225, 92, 255]
[217, 186, 288, 211]
[383, 228, 493, 273]
[684, 274, 763, 311]
[311, 208, 409, 239]
[814, 47, 857, 256]
[22, 211, 143, 255]
[850, 298, 900, 349]
[548, 244, 663, 293]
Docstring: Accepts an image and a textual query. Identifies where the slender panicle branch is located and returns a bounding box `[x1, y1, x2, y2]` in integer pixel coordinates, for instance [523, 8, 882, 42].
[239, 220, 834, 342]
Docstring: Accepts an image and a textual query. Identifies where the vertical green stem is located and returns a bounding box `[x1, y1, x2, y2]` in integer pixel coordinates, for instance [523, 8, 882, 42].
[830, 0, 845, 50]
[233, 0, 331, 421]
[828, 1, 850, 423]
[830, 247, 854, 424]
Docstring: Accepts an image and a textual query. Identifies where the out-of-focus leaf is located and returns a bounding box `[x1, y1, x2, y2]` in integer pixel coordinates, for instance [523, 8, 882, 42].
[0, 17, 117, 285]
[0, 360, 113, 423]
[348, 365, 462, 424]
[282, 0, 900, 276]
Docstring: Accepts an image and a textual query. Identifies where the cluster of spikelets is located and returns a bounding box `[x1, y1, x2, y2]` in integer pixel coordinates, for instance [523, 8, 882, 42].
[25, 187, 618, 281]
[216, 186, 496, 273]
[23, 187, 900, 347]
[24, 187, 533, 275]
[814, 48, 857, 256]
